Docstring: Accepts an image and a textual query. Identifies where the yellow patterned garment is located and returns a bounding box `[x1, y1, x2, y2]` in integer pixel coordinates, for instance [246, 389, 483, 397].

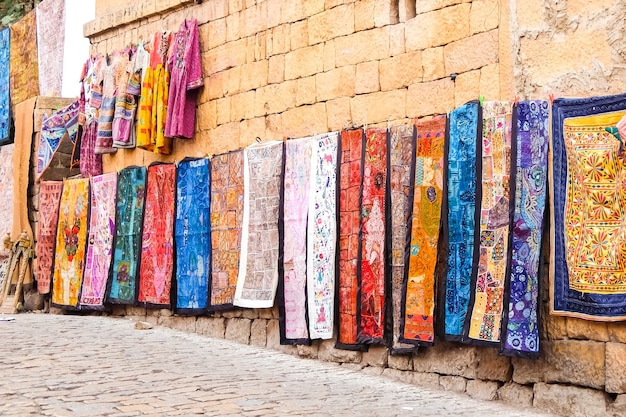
[136, 66, 154, 151]
[564, 111, 626, 294]
[152, 64, 171, 154]
[52, 178, 90, 309]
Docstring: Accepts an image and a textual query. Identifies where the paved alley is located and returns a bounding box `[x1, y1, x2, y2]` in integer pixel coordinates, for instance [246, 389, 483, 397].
[0, 314, 556, 416]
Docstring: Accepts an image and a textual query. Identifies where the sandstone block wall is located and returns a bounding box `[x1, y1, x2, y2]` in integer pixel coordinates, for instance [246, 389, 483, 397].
[76, 1, 626, 416]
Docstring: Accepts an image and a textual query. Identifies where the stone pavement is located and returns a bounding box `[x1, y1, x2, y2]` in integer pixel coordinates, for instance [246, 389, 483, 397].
[0, 314, 557, 417]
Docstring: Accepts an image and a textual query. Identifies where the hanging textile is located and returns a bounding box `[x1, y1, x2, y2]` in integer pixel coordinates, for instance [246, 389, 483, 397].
[108, 166, 147, 305]
[500, 100, 549, 358]
[400, 115, 446, 346]
[307, 132, 339, 340]
[0, 28, 10, 145]
[465, 101, 515, 345]
[36, 0, 65, 97]
[336, 129, 366, 350]
[113, 44, 145, 149]
[165, 18, 203, 139]
[80, 173, 117, 309]
[551, 93, 626, 320]
[51, 178, 89, 309]
[443, 101, 481, 340]
[175, 158, 211, 313]
[35, 181, 63, 294]
[209, 151, 244, 311]
[10, 9, 38, 106]
[388, 125, 417, 353]
[358, 128, 388, 344]
[138, 163, 176, 308]
[36, 100, 80, 181]
[234, 141, 283, 308]
[278, 137, 313, 344]
[79, 56, 103, 178]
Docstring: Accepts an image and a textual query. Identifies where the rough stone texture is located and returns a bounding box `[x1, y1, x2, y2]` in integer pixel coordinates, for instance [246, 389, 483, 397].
[379, 51, 423, 91]
[475, 347, 513, 382]
[382, 368, 413, 384]
[470, 0, 499, 35]
[308, 4, 354, 45]
[608, 394, 626, 417]
[362, 346, 389, 368]
[411, 372, 441, 390]
[405, 3, 471, 51]
[466, 380, 499, 401]
[497, 382, 534, 408]
[316, 66, 356, 101]
[513, 340, 605, 390]
[284, 44, 325, 80]
[412, 342, 478, 379]
[326, 97, 352, 131]
[567, 318, 609, 342]
[355, 61, 380, 95]
[225, 318, 251, 345]
[317, 339, 363, 364]
[454, 69, 480, 106]
[444, 29, 499, 75]
[479, 63, 500, 99]
[266, 319, 298, 355]
[250, 319, 268, 347]
[196, 317, 226, 339]
[23, 290, 44, 311]
[350, 89, 406, 125]
[533, 383, 608, 417]
[439, 375, 467, 393]
[421, 47, 446, 82]
[297, 344, 319, 359]
[361, 366, 384, 376]
[388, 354, 413, 371]
[606, 342, 626, 393]
[407, 78, 454, 117]
[334, 26, 390, 67]
[157, 316, 197, 333]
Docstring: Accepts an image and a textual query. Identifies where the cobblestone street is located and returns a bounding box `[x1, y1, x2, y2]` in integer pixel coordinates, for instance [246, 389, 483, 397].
[0, 314, 556, 416]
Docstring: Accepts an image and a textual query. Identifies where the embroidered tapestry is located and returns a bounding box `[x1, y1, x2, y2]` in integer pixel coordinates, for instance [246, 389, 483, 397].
[551, 93, 626, 320]
[388, 125, 417, 353]
[10, 10, 38, 106]
[0, 28, 10, 145]
[307, 132, 339, 340]
[80, 173, 117, 309]
[444, 101, 481, 340]
[209, 151, 243, 311]
[108, 166, 147, 305]
[37, 100, 80, 181]
[35, 181, 63, 294]
[176, 158, 211, 313]
[358, 128, 388, 344]
[36, 0, 65, 97]
[234, 141, 283, 308]
[337, 129, 365, 350]
[139, 163, 176, 307]
[501, 100, 549, 358]
[279, 137, 313, 344]
[466, 101, 514, 345]
[400, 116, 446, 346]
[51, 178, 89, 309]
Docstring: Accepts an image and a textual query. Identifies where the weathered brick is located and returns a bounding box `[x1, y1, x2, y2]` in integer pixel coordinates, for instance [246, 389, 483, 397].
[466, 380, 499, 401]
[289, 20, 308, 51]
[268, 24, 290, 56]
[324, 40, 336, 71]
[454, 69, 481, 107]
[439, 376, 467, 393]
[388, 354, 413, 371]
[225, 318, 251, 344]
[479, 63, 500, 100]
[470, 0, 499, 35]
[405, 4, 471, 51]
[389, 24, 405, 56]
[203, 39, 247, 75]
[265, 113, 284, 141]
[606, 342, 626, 393]
[335, 26, 390, 67]
[243, 2, 268, 37]
[422, 47, 446, 81]
[326, 97, 352, 131]
[497, 382, 533, 407]
[355, 61, 380, 94]
[225, 11, 242, 42]
[444, 29, 499, 75]
[412, 342, 478, 378]
[255, 80, 297, 116]
[374, 0, 399, 27]
[204, 18, 227, 50]
[281, 103, 328, 138]
[406, 78, 454, 118]
[217, 97, 232, 125]
[308, 4, 355, 45]
[268, 54, 285, 84]
[281, 0, 307, 24]
[316, 66, 356, 101]
[415, 0, 470, 14]
[230, 91, 256, 122]
[240, 117, 267, 147]
[246, 31, 267, 63]
[296, 76, 317, 106]
[566, 317, 609, 342]
[197, 100, 218, 131]
[354, 0, 376, 32]
[379, 51, 423, 91]
[285, 44, 325, 80]
[239, 60, 269, 92]
[351, 89, 406, 125]
[533, 383, 608, 417]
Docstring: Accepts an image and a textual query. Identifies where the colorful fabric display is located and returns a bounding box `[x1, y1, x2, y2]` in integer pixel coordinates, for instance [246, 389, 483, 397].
[400, 116, 446, 346]
[108, 166, 147, 305]
[80, 173, 117, 309]
[175, 158, 211, 313]
[358, 128, 388, 344]
[234, 141, 283, 308]
[36, 0, 64, 97]
[209, 151, 244, 311]
[336, 129, 366, 350]
[35, 181, 63, 294]
[443, 101, 481, 340]
[10, 9, 39, 106]
[36, 100, 80, 181]
[138, 163, 176, 307]
[501, 100, 549, 358]
[551, 93, 626, 320]
[51, 178, 89, 309]
[0, 28, 10, 145]
[307, 132, 339, 340]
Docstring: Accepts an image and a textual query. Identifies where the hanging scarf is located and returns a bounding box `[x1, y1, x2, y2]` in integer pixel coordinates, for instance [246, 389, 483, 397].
[35, 181, 63, 294]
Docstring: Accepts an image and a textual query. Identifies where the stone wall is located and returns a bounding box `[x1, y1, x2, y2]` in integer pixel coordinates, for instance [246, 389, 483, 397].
[80, 1, 626, 416]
